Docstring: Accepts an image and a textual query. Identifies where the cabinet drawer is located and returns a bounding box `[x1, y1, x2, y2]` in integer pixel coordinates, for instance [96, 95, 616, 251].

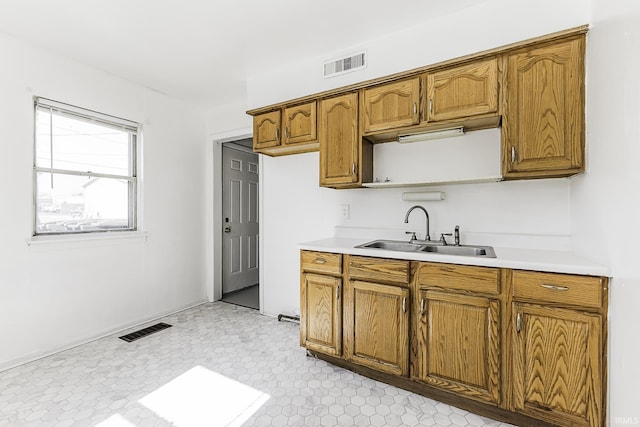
[512, 270, 604, 309]
[416, 263, 500, 295]
[301, 251, 342, 275]
[349, 256, 412, 285]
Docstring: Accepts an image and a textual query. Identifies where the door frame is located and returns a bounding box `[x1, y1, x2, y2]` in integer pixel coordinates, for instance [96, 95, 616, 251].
[209, 130, 264, 313]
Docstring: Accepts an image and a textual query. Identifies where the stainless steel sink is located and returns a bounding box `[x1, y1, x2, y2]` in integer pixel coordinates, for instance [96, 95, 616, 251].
[355, 239, 496, 258]
[356, 240, 427, 252]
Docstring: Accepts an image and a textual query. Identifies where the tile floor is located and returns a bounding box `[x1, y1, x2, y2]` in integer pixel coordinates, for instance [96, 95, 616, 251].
[0, 303, 514, 427]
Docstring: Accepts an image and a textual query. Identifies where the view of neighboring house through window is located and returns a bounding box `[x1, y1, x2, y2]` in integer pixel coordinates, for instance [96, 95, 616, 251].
[33, 98, 139, 235]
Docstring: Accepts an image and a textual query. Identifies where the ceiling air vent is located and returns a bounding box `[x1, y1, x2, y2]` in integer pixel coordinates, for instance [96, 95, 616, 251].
[323, 51, 366, 78]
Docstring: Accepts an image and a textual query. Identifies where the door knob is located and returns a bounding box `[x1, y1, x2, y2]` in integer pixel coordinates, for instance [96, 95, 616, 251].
[224, 227, 232, 233]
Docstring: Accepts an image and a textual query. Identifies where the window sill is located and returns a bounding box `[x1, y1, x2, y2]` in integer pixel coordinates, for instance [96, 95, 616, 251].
[26, 231, 149, 247]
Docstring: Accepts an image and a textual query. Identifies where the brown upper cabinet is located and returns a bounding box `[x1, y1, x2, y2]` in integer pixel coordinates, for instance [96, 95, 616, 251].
[319, 93, 372, 188]
[361, 77, 420, 134]
[253, 110, 281, 151]
[247, 26, 588, 184]
[283, 102, 317, 145]
[502, 37, 585, 179]
[426, 57, 500, 122]
[252, 101, 318, 156]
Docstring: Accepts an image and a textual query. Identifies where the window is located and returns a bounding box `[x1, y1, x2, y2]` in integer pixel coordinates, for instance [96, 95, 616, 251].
[33, 98, 139, 235]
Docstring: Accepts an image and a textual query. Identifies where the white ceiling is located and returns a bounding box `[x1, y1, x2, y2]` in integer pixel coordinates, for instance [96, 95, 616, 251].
[0, 0, 482, 107]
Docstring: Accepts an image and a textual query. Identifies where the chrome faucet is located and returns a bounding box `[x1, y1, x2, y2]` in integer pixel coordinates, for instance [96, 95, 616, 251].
[404, 205, 430, 241]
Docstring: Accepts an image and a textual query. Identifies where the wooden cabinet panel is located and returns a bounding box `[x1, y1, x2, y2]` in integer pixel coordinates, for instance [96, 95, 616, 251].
[348, 256, 411, 285]
[512, 303, 602, 427]
[362, 78, 420, 133]
[345, 280, 410, 376]
[301, 251, 342, 276]
[300, 273, 342, 356]
[253, 110, 281, 150]
[512, 270, 604, 309]
[416, 263, 500, 295]
[319, 93, 360, 187]
[283, 102, 317, 145]
[502, 37, 585, 178]
[426, 58, 499, 122]
[417, 290, 500, 404]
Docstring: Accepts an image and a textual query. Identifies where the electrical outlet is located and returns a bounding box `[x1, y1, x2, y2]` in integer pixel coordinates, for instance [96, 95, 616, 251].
[339, 204, 350, 220]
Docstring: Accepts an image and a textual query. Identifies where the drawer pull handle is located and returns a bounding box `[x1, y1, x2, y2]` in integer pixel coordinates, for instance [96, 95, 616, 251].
[420, 298, 425, 315]
[540, 284, 569, 291]
[402, 297, 407, 313]
[516, 312, 522, 333]
[314, 258, 327, 264]
[413, 102, 418, 116]
[336, 285, 340, 300]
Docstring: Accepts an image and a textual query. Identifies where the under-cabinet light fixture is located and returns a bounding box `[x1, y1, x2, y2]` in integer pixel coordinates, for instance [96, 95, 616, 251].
[397, 126, 465, 143]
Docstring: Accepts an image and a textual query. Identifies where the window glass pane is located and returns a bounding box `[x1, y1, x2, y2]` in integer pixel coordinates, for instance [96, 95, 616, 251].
[36, 107, 132, 176]
[36, 172, 133, 234]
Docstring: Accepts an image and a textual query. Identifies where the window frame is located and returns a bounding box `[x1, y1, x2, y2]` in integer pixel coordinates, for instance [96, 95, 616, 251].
[33, 97, 140, 237]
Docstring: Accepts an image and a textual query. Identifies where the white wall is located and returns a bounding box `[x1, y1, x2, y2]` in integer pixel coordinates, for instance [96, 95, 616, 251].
[0, 32, 208, 370]
[247, 0, 589, 109]
[573, 1, 640, 423]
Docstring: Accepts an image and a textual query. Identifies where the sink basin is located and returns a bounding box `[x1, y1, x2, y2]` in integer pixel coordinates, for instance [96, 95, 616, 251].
[355, 239, 496, 258]
[356, 240, 427, 252]
[421, 244, 496, 258]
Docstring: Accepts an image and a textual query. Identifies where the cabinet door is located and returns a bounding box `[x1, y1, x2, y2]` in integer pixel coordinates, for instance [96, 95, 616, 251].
[253, 110, 281, 150]
[362, 78, 420, 133]
[319, 93, 359, 186]
[345, 280, 410, 376]
[426, 58, 499, 122]
[417, 289, 500, 404]
[502, 37, 585, 178]
[300, 273, 342, 356]
[283, 102, 317, 145]
[512, 303, 602, 427]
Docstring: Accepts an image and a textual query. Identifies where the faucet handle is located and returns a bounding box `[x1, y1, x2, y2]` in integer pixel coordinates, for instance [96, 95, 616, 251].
[440, 233, 452, 245]
[405, 231, 417, 241]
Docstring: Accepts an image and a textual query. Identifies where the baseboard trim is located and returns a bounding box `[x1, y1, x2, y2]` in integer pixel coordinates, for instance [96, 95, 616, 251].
[0, 299, 208, 373]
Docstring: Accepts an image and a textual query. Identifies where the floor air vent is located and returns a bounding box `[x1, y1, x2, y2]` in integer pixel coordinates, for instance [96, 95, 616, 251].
[119, 322, 172, 342]
[323, 51, 366, 78]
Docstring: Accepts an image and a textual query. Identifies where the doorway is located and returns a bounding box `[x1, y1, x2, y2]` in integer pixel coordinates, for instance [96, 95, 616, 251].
[220, 139, 260, 310]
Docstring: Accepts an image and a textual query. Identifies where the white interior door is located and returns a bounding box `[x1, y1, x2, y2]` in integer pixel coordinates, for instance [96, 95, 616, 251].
[222, 145, 259, 294]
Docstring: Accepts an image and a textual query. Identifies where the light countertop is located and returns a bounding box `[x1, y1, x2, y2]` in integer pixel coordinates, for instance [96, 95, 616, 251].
[299, 237, 610, 277]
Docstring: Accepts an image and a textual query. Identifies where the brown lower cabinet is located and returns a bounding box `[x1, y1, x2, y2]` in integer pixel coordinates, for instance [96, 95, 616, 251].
[300, 250, 608, 427]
